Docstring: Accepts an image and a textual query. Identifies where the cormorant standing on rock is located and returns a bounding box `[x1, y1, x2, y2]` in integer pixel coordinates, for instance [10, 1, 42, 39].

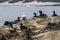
[33, 13, 37, 17]
[39, 10, 47, 17]
[48, 21, 57, 26]
[45, 22, 57, 30]
[8, 28, 17, 39]
[39, 11, 43, 16]
[9, 28, 17, 34]
[4, 21, 13, 28]
[4, 21, 10, 25]
[13, 17, 20, 24]
[20, 23, 27, 30]
[52, 11, 58, 16]
[25, 28, 32, 40]
[17, 17, 20, 22]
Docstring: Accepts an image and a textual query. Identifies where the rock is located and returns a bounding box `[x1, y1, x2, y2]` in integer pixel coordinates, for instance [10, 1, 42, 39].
[0, 16, 60, 40]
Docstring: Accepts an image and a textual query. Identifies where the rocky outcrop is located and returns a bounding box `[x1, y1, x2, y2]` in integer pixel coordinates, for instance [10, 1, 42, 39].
[0, 16, 60, 40]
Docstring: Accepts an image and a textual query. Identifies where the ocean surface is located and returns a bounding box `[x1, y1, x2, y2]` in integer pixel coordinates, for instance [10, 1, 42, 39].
[0, 5, 60, 26]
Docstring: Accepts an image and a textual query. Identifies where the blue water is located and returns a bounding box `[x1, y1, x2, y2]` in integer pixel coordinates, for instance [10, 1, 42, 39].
[0, 5, 60, 26]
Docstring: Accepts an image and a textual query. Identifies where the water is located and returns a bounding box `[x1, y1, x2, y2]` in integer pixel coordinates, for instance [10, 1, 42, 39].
[0, 5, 60, 26]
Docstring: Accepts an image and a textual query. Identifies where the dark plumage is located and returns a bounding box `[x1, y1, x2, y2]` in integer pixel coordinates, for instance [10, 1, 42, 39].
[9, 22, 13, 28]
[25, 28, 32, 40]
[39, 11, 47, 17]
[39, 11, 43, 16]
[52, 11, 58, 16]
[20, 23, 27, 30]
[22, 17, 26, 20]
[0, 33, 6, 40]
[4, 21, 13, 28]
[1, 35, 6, 40]
[13, 17, 20, 24]
[15, 17, 20, 22]
[48, 22, 57, 26]
[8, 28, 17, 39]
[17, 17, 20, 22]
[33, 13, 37, 17]
[4, 21, 10, 25]
[9, 28, 17, 33]
[45, 22, 57, 30]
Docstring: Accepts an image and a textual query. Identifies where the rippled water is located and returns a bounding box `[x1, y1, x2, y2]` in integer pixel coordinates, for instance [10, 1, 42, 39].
[0, 5, 60, 26]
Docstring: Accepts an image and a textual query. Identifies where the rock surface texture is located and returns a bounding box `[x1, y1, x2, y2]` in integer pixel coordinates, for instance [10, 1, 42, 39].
[0, 16, 60, 40]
